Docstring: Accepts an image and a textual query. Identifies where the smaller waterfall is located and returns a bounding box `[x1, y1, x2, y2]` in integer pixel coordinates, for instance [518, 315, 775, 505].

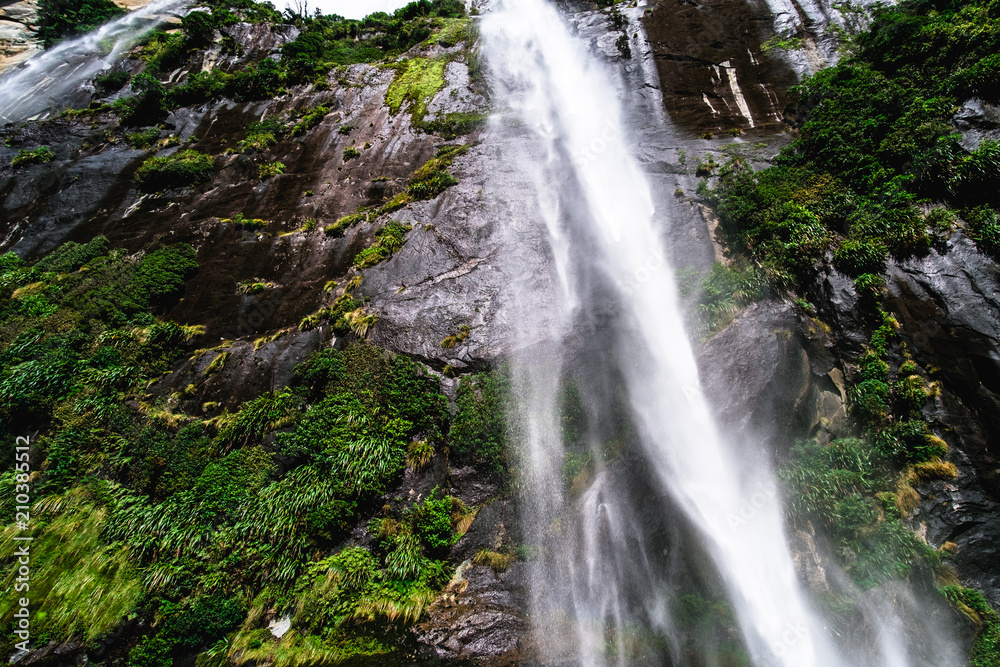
[0, 0, 189, 125]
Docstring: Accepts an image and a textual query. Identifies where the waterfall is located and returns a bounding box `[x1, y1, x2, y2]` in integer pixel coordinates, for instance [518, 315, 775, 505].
[481, 0, 889, 664]
[0, 0, 189, 125]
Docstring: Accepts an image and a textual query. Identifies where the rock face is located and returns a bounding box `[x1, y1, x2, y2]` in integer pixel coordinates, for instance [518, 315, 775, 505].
[697, 233, 1000, 614]
[0, 0, 159, 74]
[0, 0, 42, 72]
[642, 0, 796, 134]
[883, 237, 1000, 607]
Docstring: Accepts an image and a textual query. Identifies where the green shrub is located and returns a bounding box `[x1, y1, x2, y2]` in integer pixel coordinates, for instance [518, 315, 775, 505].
[36, 0, 125, 47]
[225, 58, 284, 102]
[416, 111, 487, 138]
[343, 146, 361, 161]
[223, 213, 268, 230]
[449, 371, 507, 478]
[36, 235, 109, 273]
[291, 105, 330, 136]
[11, 146, 55, 168]
[95, 70, 130, 95]
[939, 586, 1000, 667]
[258, 161, 285, 179]
[129, 634, 172, 667]
[141, 30, 188, 73]
[134, 150, 214, 191]
[353, 221, 410, 269]
[180, 10, 217, 47]
[239, 118, 285, 153]
[403, 144, 467, 202]
[125, 127, 162, 149]
[113, 73, 169, 126]
[690, 262, 768, 334]
[410, 493, 454, 552]
[159, 596, 245, 649]
[964, 205, 1000, 259]
[170, 69, 230, 106]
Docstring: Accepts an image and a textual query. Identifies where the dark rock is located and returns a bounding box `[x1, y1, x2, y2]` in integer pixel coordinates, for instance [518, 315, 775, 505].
[699, 299, 849, 455]
[414, 562, 529, 665]
[642, 0, 797, 134]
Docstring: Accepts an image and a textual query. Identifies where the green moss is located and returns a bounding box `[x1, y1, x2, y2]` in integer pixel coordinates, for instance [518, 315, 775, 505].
[134, 150, 214, 192]
[353, 221, 411, 269]
[761, 34, 805, 52]
[417, 111, 487, 138]
[343, 146, 361, 161]
[385, 57, 447, 125]
[430, 17, 473, 47]
[11, 146, 55, 168]
[222, 213, 269, 230]
[324, 210, 373, 236]
[125, 127, 162, 149]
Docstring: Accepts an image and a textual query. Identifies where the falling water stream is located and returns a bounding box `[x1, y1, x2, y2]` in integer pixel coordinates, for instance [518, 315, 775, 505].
[0, 0, 189, 125]
[481, 0, 928, 665]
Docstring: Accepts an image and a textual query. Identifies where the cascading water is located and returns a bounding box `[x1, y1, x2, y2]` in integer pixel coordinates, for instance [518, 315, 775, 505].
[0, 0, 189, 125]
[481, 0, 943, 665]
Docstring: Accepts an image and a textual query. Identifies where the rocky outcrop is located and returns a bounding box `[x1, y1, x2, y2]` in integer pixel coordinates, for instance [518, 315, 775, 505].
[0, 0, 159, 74]
[0, 0, 41, 72]
[642, 0, 796, 134]
[698, 233, 1000, 612]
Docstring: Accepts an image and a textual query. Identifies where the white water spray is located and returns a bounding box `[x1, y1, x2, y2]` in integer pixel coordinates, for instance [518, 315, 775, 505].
[482, 1, 868, 664]
[0, 0, 189, 125]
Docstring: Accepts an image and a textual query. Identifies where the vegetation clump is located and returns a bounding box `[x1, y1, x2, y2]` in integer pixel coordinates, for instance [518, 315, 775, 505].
[449, 371, 508, 479]
[258, 161, 285, 179]
[279, 0, 466, 86]
[701, 0, 1000, 621]
[353, 221, 411, 268]
[11, 146, 55, 168]
[125, 127, 162, 149]
[940, 586, 1000, 667]
[134, 150, 214, 191]
[325, 210, 374, 236]
[239, 118, 285, 153]
[36, 0, 125, 47]
[386, 57, 448, 125]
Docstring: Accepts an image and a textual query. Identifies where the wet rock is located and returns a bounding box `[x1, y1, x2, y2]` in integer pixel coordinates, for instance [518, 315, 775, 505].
[953, 98, 1000, 130]
[699, 299, 848, 455]
[151, 324, 329, 410]
[812, 233, 1000, 606]
[414, 561, 529, 665]
[642, 0, 797, 134]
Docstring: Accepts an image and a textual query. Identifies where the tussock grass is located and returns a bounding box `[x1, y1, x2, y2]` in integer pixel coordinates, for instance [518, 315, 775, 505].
[0, 487, 142, 642]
